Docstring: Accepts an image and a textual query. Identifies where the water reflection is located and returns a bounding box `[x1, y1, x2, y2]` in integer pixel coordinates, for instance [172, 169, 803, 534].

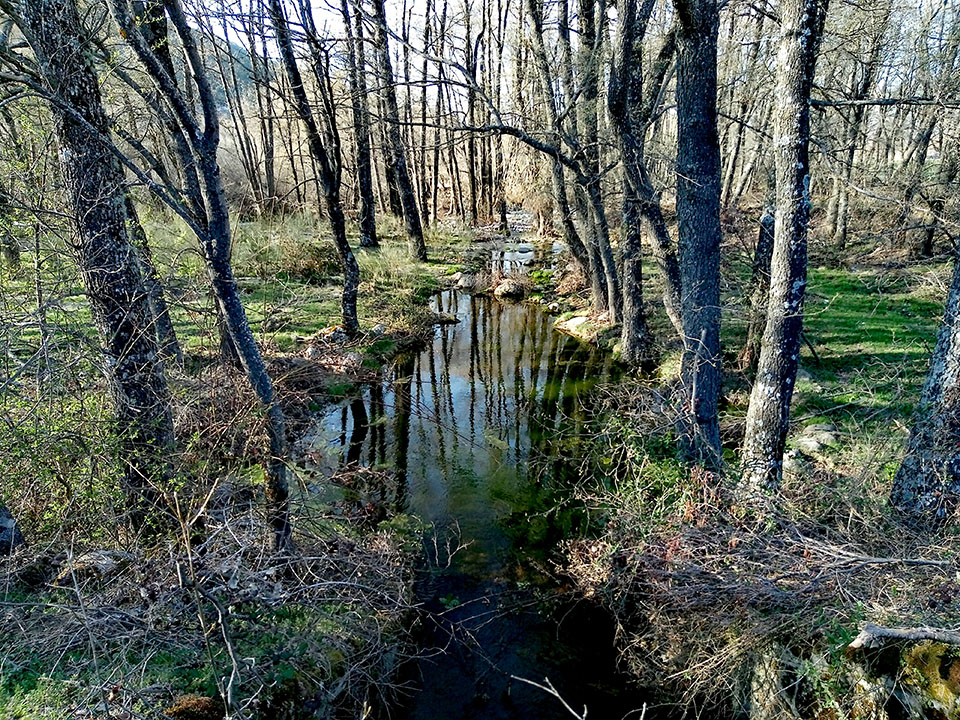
[298, 289, 612, 573]
[296, 290, 648, 720]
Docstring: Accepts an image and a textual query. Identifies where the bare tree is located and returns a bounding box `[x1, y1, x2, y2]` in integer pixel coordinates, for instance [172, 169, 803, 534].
[368, 0, 428, 260]
[740, 0, 829, 494]
[110, 0, 292, 549]
[268, 0, 360, 337]
[341, 0, 378, 248]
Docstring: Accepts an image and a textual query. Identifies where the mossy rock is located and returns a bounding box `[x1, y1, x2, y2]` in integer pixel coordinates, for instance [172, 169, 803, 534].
[903, 642, 960, 716]
[163, 694, 224, 720]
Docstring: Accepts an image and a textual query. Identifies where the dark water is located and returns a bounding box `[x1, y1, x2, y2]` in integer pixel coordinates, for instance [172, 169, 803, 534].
[299, 289, 650, 720]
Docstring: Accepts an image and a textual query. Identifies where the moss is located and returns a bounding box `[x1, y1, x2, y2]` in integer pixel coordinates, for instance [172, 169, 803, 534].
[163, 694, 225, 720]
[903, 642, 960, 714]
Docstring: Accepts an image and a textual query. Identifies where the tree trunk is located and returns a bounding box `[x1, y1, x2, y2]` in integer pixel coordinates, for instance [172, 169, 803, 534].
[342, 0, 379, 248]
[269, 0, 360, 337]
[737, 168, 776, 373]
[24, 0, 176, 524]
[113, 0, 292, 550]
[740, 0, 827, 493]
[370, 0, 427, 259]
[674, 0, 723, 466]
[891, 242, 960, 521]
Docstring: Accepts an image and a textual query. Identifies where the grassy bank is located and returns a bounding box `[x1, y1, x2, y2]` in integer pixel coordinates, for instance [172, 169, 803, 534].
[0, 211, 473, 719]
[557, 233, 959, 716]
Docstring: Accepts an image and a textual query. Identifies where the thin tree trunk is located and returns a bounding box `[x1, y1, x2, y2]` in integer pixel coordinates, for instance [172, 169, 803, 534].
[370, 0, 428, 259]
[740, 0, 827, 493]
[269, 0, 360, 337]
[113, 0, 292, 550]
[342, 0, 379, 248]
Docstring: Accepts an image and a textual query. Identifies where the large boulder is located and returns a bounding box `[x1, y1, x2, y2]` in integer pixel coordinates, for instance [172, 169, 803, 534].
[0, 503, 24, 555]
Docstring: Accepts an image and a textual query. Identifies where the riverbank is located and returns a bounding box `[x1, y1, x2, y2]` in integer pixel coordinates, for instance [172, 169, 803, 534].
[0, 214, 475, 719]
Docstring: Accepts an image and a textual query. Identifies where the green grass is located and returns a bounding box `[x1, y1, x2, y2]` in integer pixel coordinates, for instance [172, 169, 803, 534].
[0, 210, 473, 360]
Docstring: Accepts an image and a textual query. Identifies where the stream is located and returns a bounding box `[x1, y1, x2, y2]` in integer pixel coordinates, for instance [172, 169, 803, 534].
[299, 238, 651, 719]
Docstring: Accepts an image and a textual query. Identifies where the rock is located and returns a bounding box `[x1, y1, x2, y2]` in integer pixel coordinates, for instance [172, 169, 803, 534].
[304, 344, 323, 361]
[456, 273, 476, 290]
[783, 449, 813, 475]
[370, 323, 387, 337]
[796, 368, 814, 382]
[795, 436, 826, 453]
[54, 550, 132, 586]
[493, 277, 525, 300]
[547, 302, 561, 313]
[316, 325, 349, 343]
[344, 352, 363, 368]
[795, 423, 840, 453]
[0, 504, 24, 555]
[434, 313, 459, 325]
[449, 271, 462, 283]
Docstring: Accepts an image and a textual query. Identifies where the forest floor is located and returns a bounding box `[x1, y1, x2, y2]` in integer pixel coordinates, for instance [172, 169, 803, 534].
[3, 207, 959, 718]
[554, 209, 960, 717]
[0, 212, 476, 719]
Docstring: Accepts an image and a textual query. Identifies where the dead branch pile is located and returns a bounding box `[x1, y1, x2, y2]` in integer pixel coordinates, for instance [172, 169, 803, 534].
[0, 484, 418, 719]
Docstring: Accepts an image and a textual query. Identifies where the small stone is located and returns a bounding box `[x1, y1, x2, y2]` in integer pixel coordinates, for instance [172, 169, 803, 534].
[456, 273, 476, 290]
[796, 368, 814, 382]
[493, 277, 525, 300]
[370, 323, 387, 337]
[547, 302, 561, 313]
[783, 449, 812, 475]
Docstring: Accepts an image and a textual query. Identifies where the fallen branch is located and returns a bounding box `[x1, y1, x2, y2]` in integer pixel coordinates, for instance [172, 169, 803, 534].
[847, 623, 960, 652]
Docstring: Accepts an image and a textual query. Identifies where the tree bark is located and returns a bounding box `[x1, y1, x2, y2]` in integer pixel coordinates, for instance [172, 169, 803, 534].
[674, 0, 723, 466]
[370, 0, 428, 260]
[740, 0, 827, 493]
[23, 0, 176, 524]
[891, 240, 960, 521]
[342, 0, 379, 248]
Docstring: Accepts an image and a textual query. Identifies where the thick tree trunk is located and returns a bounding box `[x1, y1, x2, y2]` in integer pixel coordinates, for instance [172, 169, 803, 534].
[740, 0, 827, 493]
[674, 0, 723, 466]
[370, 0, 428, 260]
[25, 0, 176, 524]
[343, 0, 378, 248]
[891, 246, 960, 521]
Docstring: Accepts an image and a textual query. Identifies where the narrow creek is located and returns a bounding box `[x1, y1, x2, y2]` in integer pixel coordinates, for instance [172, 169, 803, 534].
[299, 238, 651, 719]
